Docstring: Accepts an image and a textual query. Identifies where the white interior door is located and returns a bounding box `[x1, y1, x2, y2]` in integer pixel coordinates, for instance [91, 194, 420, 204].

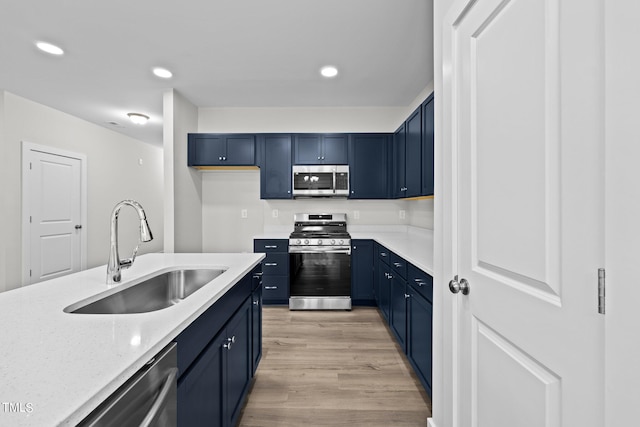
[26, 148, 83, 284]
[443, 0, 604, 425]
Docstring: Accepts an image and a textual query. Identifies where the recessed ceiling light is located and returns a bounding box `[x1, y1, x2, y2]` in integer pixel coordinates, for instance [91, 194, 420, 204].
[320, 66, 338, 78]
[36, 41, 64, 56]
[127, 113, 150, 125]
[152, 67, 173, 79]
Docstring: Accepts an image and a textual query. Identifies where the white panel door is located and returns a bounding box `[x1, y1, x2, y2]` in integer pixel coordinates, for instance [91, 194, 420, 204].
[28, 150, 82, 284]
[443, 0, 604, 425]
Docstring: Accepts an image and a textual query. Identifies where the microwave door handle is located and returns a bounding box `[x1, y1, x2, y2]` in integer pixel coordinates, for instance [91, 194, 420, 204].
[333, 171, 336, 194]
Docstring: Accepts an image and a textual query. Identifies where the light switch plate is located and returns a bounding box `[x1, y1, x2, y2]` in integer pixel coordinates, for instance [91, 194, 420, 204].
[241, 209, 248, 219]
[272, 209, 278, 218]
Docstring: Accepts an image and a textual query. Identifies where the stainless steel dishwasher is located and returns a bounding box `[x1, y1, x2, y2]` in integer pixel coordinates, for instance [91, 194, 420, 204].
[78, 342, 177, 427]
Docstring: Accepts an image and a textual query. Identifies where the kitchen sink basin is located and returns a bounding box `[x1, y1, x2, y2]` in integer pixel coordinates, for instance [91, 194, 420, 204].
[65, 268, 227, 314]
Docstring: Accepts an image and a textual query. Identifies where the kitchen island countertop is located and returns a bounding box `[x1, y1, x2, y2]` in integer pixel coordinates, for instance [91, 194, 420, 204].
[0, 252, 264, 426]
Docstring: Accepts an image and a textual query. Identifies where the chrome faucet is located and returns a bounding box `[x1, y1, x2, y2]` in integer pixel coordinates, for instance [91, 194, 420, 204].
[107, 200, 153, 284]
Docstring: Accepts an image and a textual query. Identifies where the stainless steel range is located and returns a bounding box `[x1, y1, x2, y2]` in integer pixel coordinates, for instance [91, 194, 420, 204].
[289, 213, 351, 310]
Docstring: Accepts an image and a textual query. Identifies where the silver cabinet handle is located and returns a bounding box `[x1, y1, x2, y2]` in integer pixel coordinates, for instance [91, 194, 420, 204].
[449, 276, 470, 295]
[393, 262, 402, 268]
[265, 286, 278, 290]
[139, 367, 178, 427]
[75, 225, 82, 229]
[264, 245, 278, 249]
[380, 252, 387, 257]
[404, 294, 410, 299]
[265, 263, 278, 266]
[253, 300, 259, 306]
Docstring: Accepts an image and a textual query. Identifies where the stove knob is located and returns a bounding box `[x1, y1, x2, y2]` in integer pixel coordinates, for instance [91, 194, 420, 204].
[317, 239, 323, 245]
[296, 239, 301, 245]
[339, 240, 344, 245]
[304, 239, 309, 245]
[331, 239, 336, 245]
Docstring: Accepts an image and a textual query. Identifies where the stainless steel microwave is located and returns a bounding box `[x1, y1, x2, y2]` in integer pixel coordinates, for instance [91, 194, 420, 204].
[292, 165, 349, 197]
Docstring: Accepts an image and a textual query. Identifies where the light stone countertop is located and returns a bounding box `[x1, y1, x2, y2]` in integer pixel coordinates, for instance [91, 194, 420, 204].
[0, 252, 264, 426]
[254, 226, 434, 275]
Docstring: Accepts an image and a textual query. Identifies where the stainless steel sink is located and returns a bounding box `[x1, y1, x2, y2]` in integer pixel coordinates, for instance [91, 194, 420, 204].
[65, 268, 227, 314]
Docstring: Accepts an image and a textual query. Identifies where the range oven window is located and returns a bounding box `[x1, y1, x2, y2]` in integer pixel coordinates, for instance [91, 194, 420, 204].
[290, 253, 351, 297]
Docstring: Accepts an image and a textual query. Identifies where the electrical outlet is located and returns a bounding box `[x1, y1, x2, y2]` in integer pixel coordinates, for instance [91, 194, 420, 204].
[399, 210, 406, 220]
[272, 209, 279, 218]
[241, 209, 248, 219]
[353, 210, 360, 220]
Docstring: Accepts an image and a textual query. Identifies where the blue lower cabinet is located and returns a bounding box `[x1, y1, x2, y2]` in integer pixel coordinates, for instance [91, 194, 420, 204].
[408, 285, 433, 396]
[176, 267, 260, 427]
[390, 274, 408, 351]
[251, 284, 262, 377]
[351, 240, 375, 305]
[177, 332, 225, 427]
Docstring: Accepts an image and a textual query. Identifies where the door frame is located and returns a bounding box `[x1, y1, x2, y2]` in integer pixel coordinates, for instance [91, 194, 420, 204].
[21, 141, 88, 286]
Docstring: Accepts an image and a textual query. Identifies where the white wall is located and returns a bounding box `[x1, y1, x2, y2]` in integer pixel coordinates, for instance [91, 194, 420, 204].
[197, 84, 435, 251]
[0, 91, 164, 292]
[164, 90, 202, 253]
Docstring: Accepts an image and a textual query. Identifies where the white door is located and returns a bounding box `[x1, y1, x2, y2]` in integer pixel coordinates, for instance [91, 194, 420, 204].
[442, 0, 604, 425]
[27, 149, 83, 284]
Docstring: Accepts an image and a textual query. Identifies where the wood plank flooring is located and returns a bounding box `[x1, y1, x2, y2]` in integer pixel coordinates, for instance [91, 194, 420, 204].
[238, 307, 432, 426]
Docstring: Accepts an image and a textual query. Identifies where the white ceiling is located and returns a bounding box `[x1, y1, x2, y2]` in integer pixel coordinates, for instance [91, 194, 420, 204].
[0, 0, 434, 146]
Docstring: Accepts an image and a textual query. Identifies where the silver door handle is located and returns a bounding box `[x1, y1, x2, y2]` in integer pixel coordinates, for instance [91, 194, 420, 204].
[75, 225, 82, 229]
[449, 276, 470, 295]
[139, 367, 178, 427]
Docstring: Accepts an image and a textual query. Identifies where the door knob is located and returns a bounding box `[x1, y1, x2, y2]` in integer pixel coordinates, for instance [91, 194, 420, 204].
[449, 276, 470, 295]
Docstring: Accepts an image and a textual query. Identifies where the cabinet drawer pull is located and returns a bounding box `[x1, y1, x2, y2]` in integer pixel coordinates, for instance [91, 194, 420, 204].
[265, 286, 278, 290]
[264, 263, 278, 266]
[393, 262, 402, 268]
[416, 282, 426, 287]
[380, 252, 387, 257]
[264, 245, 278, 249]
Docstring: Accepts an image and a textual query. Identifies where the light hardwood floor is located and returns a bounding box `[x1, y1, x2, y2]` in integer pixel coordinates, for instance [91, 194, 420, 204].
[238, 307, 432, 426]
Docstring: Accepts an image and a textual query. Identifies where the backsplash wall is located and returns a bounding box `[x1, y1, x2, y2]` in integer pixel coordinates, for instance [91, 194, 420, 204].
[201, 170, 433, 253]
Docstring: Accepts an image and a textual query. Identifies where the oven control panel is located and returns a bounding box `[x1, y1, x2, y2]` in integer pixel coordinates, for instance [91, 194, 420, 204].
[289, 238, 350, 246]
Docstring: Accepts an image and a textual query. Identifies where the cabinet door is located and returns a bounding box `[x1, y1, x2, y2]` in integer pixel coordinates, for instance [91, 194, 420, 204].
[294, 135, 322, 164]
[225, 299, 252, 427]
[351, 240, 374, 303]
[377, 261, 391, 322]
[321, 134, 348, 164]
[189, 134, 226, 166]
[348, 134, 390, 199]
[251, 286, 262, 376]
[421, 95, 435, 196]
[405, 107, 422, 198]
[177, 331, 225, 427]
[260, 134, 292, 199]
[225, 135, 255, 165]
[393, 124, 407, 198]
[408, 286, 433, 395]
[390, 274, 407, 351]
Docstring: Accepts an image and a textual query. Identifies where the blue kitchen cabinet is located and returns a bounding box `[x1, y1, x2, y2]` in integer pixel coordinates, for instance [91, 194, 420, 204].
[389, 261, 408, 352]
[348, 134, 391, 199]
[188, 133, 255, 166]
[376, 244, 392, 322]
[393, 124, 407, 198]
[251, 273, 262, 376]
[421, 94, 435, 196]
[351, 239, 375, 305]
[294, 134, 348, 165]
[259, 134, 292, 199]
[405, 106, 422, 198]
[254, 239, 289, 304]
[176, 266, 258, 427]
[408, 279, 433, 396]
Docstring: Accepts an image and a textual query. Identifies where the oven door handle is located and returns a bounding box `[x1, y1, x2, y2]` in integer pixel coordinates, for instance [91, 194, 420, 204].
[289, 247, 351, 255]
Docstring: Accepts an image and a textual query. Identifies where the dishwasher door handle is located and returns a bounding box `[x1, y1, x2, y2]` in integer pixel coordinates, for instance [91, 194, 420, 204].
[140, 367, 178, 427]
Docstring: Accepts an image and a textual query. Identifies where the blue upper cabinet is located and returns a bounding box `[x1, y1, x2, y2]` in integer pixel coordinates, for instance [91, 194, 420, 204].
[294, 134, 348, 165]
[349, 134, 390, 199]
[393, 123, 407, 198]
[188, 133, 255, 166]
[405, 106, 422, 198]
[421, 94, 435, 196]
[259, 134, 292, 199]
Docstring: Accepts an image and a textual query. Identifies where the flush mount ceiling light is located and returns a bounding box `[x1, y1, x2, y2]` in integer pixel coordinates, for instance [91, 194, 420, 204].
[152, 67, 173, 79]
[35, 41, 64, 55]
[127, 113, 150, 125]
[320, 65, 339, 78]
